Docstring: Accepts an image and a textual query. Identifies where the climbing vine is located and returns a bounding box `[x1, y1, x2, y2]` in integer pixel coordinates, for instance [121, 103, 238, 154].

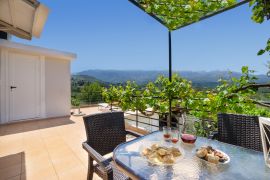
[102, 66, 270, 136]
[250, 0, 270, 56]
[136, 0, 237, 30]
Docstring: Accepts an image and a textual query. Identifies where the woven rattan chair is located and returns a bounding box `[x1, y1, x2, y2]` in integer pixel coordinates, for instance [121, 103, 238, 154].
[82, 111, 141, 180]
[215, 113, 263, 151]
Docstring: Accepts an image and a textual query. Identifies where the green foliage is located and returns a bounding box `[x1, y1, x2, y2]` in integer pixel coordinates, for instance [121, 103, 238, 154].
[134, 0, 270, 57]
[137, 0, 270, 58]
[257, 39, 270, 56]
[79, 82, 103, 104]
[250, 0, 270, 24]
[137, 0, 236, 30]
[71, 97, 80, 107]
[249, 1, 270, 56]
[102, 85, 122, 105]
[153, 74, 195, 114]
[102, 66, 270, 137]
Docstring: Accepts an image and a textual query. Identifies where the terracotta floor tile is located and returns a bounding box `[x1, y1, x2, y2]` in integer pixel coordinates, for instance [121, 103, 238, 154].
[0, 164, 22, 180]
[6, 174, 21, 180]
[0, 135, 23, 146]
[46, 146, 72, 160]
[57, 164, 87, 180]
[24, 159, 56, 178]
[51, 154, 83, 175]
[0, 107, 116, 180]
[70, 148, 88, 166]
[21, 173, 58, 180]
[3, 124, 24, 135]
[0, 153, 23, 170]
[0, 145, 24, 157]
[24, 152, 50, 164]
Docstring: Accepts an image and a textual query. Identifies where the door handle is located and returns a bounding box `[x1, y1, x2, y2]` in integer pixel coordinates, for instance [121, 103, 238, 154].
[10, 86, 17, 90]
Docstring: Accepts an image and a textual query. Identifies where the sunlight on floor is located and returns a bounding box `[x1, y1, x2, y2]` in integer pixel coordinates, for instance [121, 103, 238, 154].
[0, 107, 102, 180]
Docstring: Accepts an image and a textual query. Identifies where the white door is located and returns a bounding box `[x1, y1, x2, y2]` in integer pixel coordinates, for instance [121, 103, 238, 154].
[8, 53, 40, 121]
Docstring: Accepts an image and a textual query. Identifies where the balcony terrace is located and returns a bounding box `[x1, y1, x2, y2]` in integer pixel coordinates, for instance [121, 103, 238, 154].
[0, 107, 117, 180]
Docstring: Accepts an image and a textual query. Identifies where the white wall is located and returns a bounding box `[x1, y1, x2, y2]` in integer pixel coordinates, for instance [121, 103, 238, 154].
[0, 40, 75, 123]
[0, 49, 9, 123]
[45, 57, 71, 118]
[0, 49, 1, 119]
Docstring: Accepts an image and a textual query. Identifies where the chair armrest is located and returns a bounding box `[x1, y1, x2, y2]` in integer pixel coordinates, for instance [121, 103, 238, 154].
[208, 131, 218, 139]
[82, 142, 112, 173]
[126, 129, 143, 137]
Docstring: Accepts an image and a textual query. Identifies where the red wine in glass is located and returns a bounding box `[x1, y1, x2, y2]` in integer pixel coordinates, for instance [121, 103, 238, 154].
[171, 138, 179, 144]
[163, 134, 171, 139]
[181, 134, 197, 144]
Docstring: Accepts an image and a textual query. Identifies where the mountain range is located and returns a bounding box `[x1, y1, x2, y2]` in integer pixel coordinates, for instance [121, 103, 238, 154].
[75, 70, 269, 87]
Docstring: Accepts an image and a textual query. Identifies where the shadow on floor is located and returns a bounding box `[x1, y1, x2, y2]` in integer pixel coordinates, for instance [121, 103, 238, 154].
[0, 152, 26, 179]
[0, 117, 75, 136]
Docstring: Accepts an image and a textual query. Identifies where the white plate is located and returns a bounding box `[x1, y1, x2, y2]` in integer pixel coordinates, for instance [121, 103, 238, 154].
[139, 141, 185, 166]
[196, 149, 230, 165]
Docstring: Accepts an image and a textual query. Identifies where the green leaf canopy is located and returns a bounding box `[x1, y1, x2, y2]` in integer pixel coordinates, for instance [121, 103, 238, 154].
[129, 0, 249, 30]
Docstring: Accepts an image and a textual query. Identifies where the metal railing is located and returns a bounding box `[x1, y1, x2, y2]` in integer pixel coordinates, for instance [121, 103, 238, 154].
[107, 95, 201, 133]
[72, 90, 270, 133]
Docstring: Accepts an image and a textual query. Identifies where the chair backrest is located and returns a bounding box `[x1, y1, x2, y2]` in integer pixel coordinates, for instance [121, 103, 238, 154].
[83, 112, 126, 155]
[218, 113, 263, 151]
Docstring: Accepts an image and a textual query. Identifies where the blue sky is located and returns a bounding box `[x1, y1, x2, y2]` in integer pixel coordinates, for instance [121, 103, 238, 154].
[13, 0, 270, 74]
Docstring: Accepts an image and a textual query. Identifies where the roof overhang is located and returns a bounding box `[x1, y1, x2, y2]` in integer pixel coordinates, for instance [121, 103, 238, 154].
[0, 0, 49, 40]
[0, 39, 76, 61]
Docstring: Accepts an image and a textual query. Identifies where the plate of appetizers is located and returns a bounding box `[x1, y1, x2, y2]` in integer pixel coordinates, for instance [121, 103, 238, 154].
[196, 146, 230, 164]
[140, 142, 184, 166]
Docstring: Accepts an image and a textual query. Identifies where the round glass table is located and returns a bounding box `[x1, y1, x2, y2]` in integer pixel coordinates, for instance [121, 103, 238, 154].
[113, 131, 270, 180]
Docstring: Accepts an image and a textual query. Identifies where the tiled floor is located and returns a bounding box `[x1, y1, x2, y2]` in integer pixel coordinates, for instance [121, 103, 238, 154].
[0, 107, 104, 180]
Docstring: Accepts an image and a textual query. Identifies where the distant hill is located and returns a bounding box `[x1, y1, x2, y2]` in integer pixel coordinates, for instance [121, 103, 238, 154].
[71, 75, 111, 87]
[76, 70, 269, 86]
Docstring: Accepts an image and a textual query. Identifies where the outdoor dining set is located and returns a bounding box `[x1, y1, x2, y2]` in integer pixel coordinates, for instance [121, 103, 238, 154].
[82, 111, 270, 180]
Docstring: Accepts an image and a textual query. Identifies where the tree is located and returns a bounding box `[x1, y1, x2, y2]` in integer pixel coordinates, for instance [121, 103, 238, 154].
[80, 82, 103, 104]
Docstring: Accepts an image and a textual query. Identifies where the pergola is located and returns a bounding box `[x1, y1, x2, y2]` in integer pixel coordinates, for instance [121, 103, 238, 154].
[128, 0, 254, 126]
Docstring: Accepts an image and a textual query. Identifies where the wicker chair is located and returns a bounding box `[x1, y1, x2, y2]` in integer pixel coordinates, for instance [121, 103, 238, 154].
[215, 113, 263, 151]
[82, 112, 141, 180]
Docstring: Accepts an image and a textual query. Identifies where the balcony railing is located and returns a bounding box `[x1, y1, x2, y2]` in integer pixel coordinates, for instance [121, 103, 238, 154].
[72, 91, 270, 136]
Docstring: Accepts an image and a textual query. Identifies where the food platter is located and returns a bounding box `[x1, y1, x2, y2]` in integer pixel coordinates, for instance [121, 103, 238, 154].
[139, 142, 185, 166]
[196, 146, 230, 165]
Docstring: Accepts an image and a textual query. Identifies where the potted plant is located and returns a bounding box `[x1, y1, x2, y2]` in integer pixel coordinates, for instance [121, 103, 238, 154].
[71, 96, 85, 116]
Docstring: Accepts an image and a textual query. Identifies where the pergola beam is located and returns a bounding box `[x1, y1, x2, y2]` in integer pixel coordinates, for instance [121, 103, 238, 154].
[129, 0, 167, 28]
[129, 0, 251, 31]
[128, 0, 253, 127]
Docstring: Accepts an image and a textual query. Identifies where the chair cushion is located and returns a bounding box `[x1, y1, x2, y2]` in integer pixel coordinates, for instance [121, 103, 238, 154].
[94, 158, 129, 180]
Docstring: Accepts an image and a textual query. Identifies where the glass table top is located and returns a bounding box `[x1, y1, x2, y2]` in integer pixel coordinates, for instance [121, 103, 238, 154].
[113, 131, 270, 180]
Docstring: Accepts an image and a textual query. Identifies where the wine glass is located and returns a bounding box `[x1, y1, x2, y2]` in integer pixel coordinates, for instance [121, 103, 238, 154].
[181, 116, 197, 144]
[163, 126, 171, 142]
[171, 127, 180, 145]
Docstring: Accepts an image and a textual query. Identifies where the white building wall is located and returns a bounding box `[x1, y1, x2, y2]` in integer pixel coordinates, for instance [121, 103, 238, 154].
[0, 49, 2, 120]
[0, 49, 9, 122]
[0, 40, 76, 124]
[45, 57, 71, 118]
